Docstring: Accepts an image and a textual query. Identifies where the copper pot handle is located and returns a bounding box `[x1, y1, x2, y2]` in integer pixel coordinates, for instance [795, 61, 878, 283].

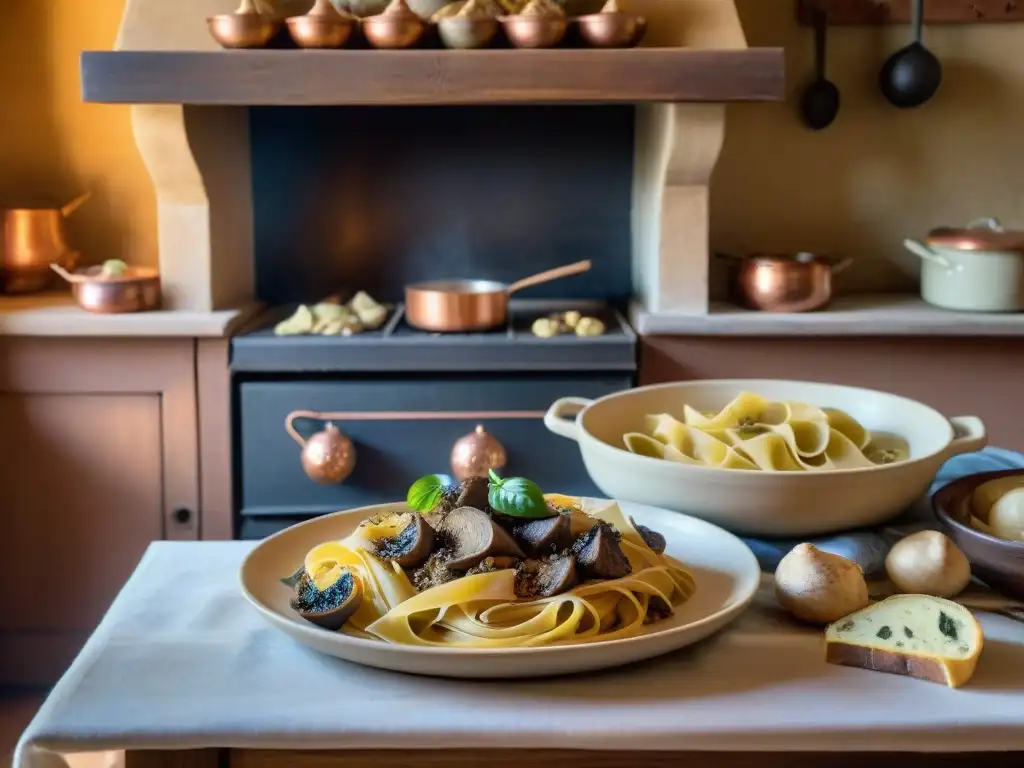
[50, 264, 83, 284]
[60, 192, 91, 218]
[830, 257, 853, 275]
[285, 409, 317, 447]
[507, 259, 592, 295]
[967, 217, 1002, 232]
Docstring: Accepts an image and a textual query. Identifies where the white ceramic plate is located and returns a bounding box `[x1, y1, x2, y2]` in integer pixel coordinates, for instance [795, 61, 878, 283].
[239, 500, 761, 679]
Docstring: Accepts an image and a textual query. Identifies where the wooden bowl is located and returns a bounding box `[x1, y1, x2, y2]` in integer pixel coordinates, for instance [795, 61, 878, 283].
[437, 16, 499, 49]
[287, 14, 356, 48]
[362, 14, 426, 48]
[501, 15, 567, 49]
[576, 11, 646, 48]
[933, 469, 1024, 601]
[207, 13, 281, 49]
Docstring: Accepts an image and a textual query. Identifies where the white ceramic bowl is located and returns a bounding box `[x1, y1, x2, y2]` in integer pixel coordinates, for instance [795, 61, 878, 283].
[543, 379, 987, 537]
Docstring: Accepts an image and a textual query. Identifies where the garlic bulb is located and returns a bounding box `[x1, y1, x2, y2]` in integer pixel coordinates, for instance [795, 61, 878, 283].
[884, 531, 971, 598]
[774, 543, 869, 624]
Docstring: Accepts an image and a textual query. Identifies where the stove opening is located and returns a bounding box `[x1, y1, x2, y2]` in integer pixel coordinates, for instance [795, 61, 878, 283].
[250, 104, 634, 306]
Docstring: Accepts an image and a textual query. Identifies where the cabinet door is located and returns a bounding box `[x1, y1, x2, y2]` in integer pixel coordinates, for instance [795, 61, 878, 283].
[0, 393, 164, 684]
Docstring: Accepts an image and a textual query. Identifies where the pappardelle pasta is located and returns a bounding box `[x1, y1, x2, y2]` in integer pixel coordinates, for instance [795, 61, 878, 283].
[623, 391, 908, 472]
[283, 473, 696, 647]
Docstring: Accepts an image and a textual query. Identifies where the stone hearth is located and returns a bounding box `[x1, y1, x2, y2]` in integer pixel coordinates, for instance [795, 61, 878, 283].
[114, 0, 749, 314]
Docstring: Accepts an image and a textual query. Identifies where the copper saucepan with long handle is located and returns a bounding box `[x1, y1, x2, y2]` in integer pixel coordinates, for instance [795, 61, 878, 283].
[404, 259, 592, 332]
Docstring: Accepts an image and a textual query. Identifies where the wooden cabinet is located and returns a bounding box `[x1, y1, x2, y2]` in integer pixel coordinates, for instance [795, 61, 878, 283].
[0, 338, 214, 685]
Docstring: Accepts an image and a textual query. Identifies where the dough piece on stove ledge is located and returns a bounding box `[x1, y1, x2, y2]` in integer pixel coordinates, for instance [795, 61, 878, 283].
[825, 594, 984, 688]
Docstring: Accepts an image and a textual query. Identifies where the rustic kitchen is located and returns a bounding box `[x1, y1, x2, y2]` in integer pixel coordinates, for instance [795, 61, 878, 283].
[4, 0, 1024, 765]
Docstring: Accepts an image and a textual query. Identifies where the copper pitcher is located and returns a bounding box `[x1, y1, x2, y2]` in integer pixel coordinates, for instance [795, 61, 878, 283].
[2, 192, 90, 294]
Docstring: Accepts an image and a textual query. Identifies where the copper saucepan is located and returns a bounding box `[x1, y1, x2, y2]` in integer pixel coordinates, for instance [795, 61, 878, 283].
[719, 251, 852, 313]
[404, 259, 592, 332]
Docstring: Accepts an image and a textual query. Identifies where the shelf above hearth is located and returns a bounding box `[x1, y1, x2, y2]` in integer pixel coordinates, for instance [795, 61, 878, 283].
[631, 294, 1024, 337]
[80, 48, 785, 105]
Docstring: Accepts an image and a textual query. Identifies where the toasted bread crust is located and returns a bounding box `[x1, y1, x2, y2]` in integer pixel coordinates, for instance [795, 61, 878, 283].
[826, 641, 949, 686]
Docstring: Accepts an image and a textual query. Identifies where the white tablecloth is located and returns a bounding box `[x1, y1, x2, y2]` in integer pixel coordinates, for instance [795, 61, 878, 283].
[15, 541, 1024, 768]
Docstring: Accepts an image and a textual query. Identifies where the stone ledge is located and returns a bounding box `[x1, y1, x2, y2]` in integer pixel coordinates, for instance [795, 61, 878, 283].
[0, 293, 262, 337]
[631, 294, 1024, 337]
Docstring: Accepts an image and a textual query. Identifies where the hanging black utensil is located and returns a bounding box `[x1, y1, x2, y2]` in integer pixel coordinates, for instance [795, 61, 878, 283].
[800, 6, 840, 130]
[879, 0, 942, 108]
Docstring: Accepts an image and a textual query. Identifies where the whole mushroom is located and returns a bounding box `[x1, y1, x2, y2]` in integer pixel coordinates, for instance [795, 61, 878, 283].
[774, 543, 869, 625]
[884, 531, 971, 598]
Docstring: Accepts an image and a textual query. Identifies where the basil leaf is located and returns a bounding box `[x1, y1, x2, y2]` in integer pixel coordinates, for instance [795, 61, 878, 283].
[487, 474, 550, 519]
[407, 474, 450, 512]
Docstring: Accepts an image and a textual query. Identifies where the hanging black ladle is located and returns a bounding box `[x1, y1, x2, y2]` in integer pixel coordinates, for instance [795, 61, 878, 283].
[799, 6, 839, 131]
[879, 0, 942, 108]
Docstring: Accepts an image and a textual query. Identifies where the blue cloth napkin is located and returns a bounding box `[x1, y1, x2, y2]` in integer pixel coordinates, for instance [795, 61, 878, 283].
[742, 447, 1024, 576]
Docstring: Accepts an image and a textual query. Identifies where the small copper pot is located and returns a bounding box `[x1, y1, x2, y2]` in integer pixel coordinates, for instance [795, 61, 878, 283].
[286, 0, 356, 48]
[50, 263, 162, 313]
[404, 259, 591, 332]
[576, 12, 646, 48]
[501, 14, 568, 48]
[730, 252, 851, 313]
[2, 192, 90, 293]
[208, 0, 282, 48]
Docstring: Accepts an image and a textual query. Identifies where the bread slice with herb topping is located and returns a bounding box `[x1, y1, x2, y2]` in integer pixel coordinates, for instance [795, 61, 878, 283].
[825, 594, 983, 688]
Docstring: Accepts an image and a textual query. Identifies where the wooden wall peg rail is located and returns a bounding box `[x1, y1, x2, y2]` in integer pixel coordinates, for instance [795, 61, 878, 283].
[796, 0, 1024, 25]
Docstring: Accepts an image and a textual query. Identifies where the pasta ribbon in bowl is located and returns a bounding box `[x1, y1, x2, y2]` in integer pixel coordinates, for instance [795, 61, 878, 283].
[542, 379, 987, 536]
[279, 473, 696, 649]
[624, 392, 909, 472]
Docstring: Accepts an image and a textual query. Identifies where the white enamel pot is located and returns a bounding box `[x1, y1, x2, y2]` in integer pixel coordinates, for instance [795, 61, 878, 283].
[904, 217, 1024, 312]
[544, 379, 987, 537]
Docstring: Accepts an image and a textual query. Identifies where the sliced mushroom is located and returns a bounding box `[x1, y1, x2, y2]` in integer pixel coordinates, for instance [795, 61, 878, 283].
[437, 506, 525, 570]
[290, 565, 362, 631]
[373, 513, 435, 568]
[571, 523, 632, 580]
[465, 555, 520, 577]
[513, 512, 573, 557]
[456, 475, 490, 510]
[514, 555, 579, 598]
[423, 487, 460, 530]
[630, 517, 667, 555]
[646, 595, 673, 621]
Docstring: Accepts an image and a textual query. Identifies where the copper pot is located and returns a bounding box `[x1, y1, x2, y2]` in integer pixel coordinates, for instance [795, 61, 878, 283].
[50, 263, 162, 314]
[2, 192, 90, 293]
[404, 259, 591, 332]
[729, 252, 852, 313]
[576, 12, 647, 48]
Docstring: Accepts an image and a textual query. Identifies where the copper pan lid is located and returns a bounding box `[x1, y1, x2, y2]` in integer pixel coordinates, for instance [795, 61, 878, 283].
[925, 217, 1024, 251]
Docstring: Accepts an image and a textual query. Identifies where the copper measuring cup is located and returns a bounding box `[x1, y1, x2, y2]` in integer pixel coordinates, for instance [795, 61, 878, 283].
[404, 259, 592, 332]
